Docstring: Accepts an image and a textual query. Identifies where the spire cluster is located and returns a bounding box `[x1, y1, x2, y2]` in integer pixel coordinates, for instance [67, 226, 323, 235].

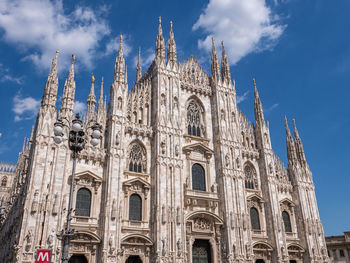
[253, 79, 265, 124]
[211, 37, 221, 81]
[136, 47, 142, 82]
[114, 35, 127, 85]
[167, 21, 177, 65]
[41, 50, 59, 109]
[221, 41, 231, 84]
[58, 54, 76, 121]
[285, 116, 307, 168]
[155, 16, 165, 63]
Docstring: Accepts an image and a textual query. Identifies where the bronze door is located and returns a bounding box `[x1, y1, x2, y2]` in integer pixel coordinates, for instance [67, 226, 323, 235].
[192, 239, 211, 263]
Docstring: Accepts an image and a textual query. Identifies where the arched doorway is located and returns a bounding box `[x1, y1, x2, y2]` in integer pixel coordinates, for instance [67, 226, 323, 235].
[192, 239, 211, 263]
[126, 255, 142, 263]
[255, 260, 265, 263]
[290, 261, 297, 263]
[69, 255, 88, 263]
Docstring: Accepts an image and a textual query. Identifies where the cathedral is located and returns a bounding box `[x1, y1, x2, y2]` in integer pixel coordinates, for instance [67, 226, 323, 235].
[0, 18, 330, 263]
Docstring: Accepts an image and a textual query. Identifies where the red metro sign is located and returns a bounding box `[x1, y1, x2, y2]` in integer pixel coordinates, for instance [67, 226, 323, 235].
[36, 249, 51, 263]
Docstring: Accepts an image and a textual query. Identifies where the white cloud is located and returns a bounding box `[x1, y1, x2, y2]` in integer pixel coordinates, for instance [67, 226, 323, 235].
[0, 0, 111, 71]
[193, 0, 286, 65]
[0, 63, 23, 84]
[12, 93, 40, 121]
[132, 47, 155, 69]
[237, 90, 250, 104]
[74, 100, 86, 114]
[265, 103, 279, 114]
[104, 35, 132, 57]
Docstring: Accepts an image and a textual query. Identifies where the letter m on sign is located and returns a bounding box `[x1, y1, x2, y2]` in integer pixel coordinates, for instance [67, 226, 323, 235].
[36, 249, 51, 263]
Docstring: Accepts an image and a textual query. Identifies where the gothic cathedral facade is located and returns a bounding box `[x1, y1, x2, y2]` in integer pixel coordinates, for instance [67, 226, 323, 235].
[0, 18, 330, 263]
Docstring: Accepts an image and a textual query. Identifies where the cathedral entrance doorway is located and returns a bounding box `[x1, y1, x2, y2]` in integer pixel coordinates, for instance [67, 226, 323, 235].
[290, 261, 297, 263]
[126, 255, 142, 263]
[255, 260, 265, 263]
[69, 254, 88, 263]
[192, 239, 211, 263]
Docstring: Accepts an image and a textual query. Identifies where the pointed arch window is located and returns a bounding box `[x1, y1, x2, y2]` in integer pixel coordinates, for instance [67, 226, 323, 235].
[250, 207, 261, 230]
[244, 164, 257, 189]
[128, 142, 146, 173]
[192, 163, 206, 191]
[282, 211, 292, 233]
[1, 177, 7, 187]
[187, 100, 203, 137]
[75, 188, 91, 217]
[129, 194, 142, 221]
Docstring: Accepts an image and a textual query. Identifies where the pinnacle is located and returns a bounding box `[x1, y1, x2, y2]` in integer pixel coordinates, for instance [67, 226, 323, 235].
[292, 118, 300, 138]
[158, 16, 163, 35]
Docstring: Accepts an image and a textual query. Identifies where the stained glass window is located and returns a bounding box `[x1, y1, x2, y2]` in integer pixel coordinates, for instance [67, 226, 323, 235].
[192, 163, 206, 191]
[129, 194, 142, 221]
[187, 101, 202, 137]
[250, 207, 261, 230]
[128, 143, 146, 173]
[1, 177, 7, 187]
[282, 211, 292, 232]
[75, 188, 91, 217]
[244, 164, 256, 189]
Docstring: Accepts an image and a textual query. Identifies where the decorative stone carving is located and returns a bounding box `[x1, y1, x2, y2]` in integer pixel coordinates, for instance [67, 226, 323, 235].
[111, 199, 117, 220]
[24, 229, 33, 252]
[175, 145, 179, 157]
[115, 131, 120, 145]
[109, 234, 115, 254]
[52, 193, 58, 215]
[225, 154, 229, 167]
[31, 190, 39, 214]
[193, 217, 212, 231]
[162, 205, 167, 224]
[47, 229, 55, 248]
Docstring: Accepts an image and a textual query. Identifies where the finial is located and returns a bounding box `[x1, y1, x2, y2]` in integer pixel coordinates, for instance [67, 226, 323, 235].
[253, 78, 256, 89]
[159, 16, 162, 24]
[170, 21, 173, 30]
[120, 34, 123, 45]
[221, 40, 224, 47]
[71, 54, 75, 64]
[212, 36, 215, 46]
[138, 47, 141, 62]
[55, 50, 59, 59]
[91, 73, 95, 84]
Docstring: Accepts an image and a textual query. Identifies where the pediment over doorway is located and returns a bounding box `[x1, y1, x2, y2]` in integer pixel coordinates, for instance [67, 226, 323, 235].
[183, 143, 214, 160]
[121, 234, 153, 246]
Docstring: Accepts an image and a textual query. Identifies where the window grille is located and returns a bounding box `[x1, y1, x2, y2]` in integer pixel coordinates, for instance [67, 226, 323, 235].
[75, 188, 91, 217]
[129, 194, 142, 221]
[250, 207, 261, 230]
[192, 163, 206, 191]
[282, 211, 292, 232]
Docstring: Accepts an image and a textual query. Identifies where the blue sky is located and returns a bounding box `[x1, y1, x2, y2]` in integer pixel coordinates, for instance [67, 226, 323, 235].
[0, 0, 349, 236]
